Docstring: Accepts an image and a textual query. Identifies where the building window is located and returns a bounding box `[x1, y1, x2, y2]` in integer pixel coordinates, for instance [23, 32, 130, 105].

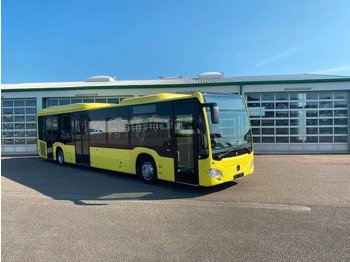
[46, 97, 130, 108]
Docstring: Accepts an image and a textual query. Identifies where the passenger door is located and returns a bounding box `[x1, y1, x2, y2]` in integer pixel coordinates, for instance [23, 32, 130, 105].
[173, 102, 199, 185]
[45, 115, 58, 160]
[75, 113, 90, 165]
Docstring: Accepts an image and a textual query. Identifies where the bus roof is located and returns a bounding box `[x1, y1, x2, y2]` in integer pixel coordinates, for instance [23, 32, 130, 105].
[120, 93, 192, 106]
[37, 93, 198, 116]
[37, 103, 117, 116]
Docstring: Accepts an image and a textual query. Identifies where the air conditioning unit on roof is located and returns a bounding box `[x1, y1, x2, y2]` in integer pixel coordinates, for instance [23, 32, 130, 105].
[86, 76, 116, 82]
[197, 72, 224, 79]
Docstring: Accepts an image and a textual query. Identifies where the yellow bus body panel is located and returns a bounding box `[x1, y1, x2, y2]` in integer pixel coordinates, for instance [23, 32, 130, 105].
[90, 147, 175, 182]
[38, 140, 47, 158]
[198, 152, 254, 187]
[41, 140, 252, 187]
[53, 142, 76, 164]
[64, 145, 76, 164]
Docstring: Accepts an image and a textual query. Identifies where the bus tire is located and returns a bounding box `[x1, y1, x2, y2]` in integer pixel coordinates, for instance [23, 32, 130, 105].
[138, 156, 157, 184]
[56, 148, 65, 166]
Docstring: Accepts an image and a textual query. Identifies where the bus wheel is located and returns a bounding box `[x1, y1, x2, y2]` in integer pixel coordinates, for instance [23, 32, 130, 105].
[57, 148, 65, 166]
[139, 157, 157, 184]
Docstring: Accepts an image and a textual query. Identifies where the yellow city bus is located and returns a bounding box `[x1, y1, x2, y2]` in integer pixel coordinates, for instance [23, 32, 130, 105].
[37, 92, 254, 186]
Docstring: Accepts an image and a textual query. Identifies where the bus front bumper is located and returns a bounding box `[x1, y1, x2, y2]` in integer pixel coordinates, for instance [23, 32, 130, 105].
[199, 152, 254, 187]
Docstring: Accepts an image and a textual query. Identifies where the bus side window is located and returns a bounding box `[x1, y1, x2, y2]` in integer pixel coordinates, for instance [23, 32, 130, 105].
[57, 114, 73, 143]
[45, 116, 58, 142]
[52, 116, 59, 142]
[45, 117, 52, 141]
[89, 109, 107, 146]
[130, 114, 171, 149]
[106, 107, 129, 148]
[38, 116, 45, 141]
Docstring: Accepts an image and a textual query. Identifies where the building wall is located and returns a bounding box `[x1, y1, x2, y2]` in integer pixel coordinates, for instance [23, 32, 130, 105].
[1, 81, 349, 155]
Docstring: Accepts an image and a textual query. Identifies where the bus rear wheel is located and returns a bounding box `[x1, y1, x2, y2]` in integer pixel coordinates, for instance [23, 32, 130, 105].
[138, 157, 157, 184]
[56, 148, 65, 166]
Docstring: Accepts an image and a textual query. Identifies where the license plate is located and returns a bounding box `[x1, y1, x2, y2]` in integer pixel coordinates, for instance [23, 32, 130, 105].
[234, 173, 244, 180]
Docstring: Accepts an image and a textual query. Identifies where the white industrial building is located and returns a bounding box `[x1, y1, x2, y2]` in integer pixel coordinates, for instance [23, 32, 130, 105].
[2, 72, 350, 155]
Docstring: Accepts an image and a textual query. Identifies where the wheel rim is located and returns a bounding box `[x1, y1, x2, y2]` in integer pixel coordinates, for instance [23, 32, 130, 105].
[141, 162, 154, 180]
[58, 151, 63, 164]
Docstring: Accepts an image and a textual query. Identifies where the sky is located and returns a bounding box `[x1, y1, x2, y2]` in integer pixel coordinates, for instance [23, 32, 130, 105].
[2, 0, 350, 84]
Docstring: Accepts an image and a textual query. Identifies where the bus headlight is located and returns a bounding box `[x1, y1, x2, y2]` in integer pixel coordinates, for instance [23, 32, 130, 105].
[250, 160, 254, 168]
[207, 169, 223, 178]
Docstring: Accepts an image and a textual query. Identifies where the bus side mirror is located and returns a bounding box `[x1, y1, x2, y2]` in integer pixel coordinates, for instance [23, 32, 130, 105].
[203, 103, 219, 124]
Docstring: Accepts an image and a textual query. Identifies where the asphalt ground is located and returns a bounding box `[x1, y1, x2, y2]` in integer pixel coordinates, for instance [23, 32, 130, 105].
[1, 155, 350, 262]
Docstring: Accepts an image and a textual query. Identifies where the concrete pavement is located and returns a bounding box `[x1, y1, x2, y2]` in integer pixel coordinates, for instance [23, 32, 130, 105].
[2, 155, 350, 261]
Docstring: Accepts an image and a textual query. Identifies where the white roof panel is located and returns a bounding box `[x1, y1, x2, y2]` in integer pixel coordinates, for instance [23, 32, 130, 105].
[2, 74, 349, 91]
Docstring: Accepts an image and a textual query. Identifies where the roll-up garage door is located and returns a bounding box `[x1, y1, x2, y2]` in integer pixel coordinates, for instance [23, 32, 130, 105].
[1, 99, 37, 155]
[246, 91, 349, 153]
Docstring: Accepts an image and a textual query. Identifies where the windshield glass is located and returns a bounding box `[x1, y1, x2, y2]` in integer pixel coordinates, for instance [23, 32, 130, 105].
[204, 94, 252, 157]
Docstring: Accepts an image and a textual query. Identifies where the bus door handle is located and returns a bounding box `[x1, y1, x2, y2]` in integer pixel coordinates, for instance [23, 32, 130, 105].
[177, 151, 180, 162]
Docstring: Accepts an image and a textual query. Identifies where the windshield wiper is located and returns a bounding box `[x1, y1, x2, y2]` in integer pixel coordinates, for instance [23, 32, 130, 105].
[217, 147, 252, 159]
[243, 147, 252, 154]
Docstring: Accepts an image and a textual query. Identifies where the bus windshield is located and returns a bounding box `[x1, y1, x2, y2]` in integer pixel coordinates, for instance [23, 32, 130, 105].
[203, 94, 252, 158]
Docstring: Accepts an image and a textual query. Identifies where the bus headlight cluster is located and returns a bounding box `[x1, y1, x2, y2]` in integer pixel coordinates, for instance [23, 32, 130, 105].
[207, 169, 223, 178]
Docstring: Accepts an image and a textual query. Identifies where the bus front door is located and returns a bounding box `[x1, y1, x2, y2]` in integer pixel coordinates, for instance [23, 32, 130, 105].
[75, 113, 90, 165]
[173, 102, 199, 185]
